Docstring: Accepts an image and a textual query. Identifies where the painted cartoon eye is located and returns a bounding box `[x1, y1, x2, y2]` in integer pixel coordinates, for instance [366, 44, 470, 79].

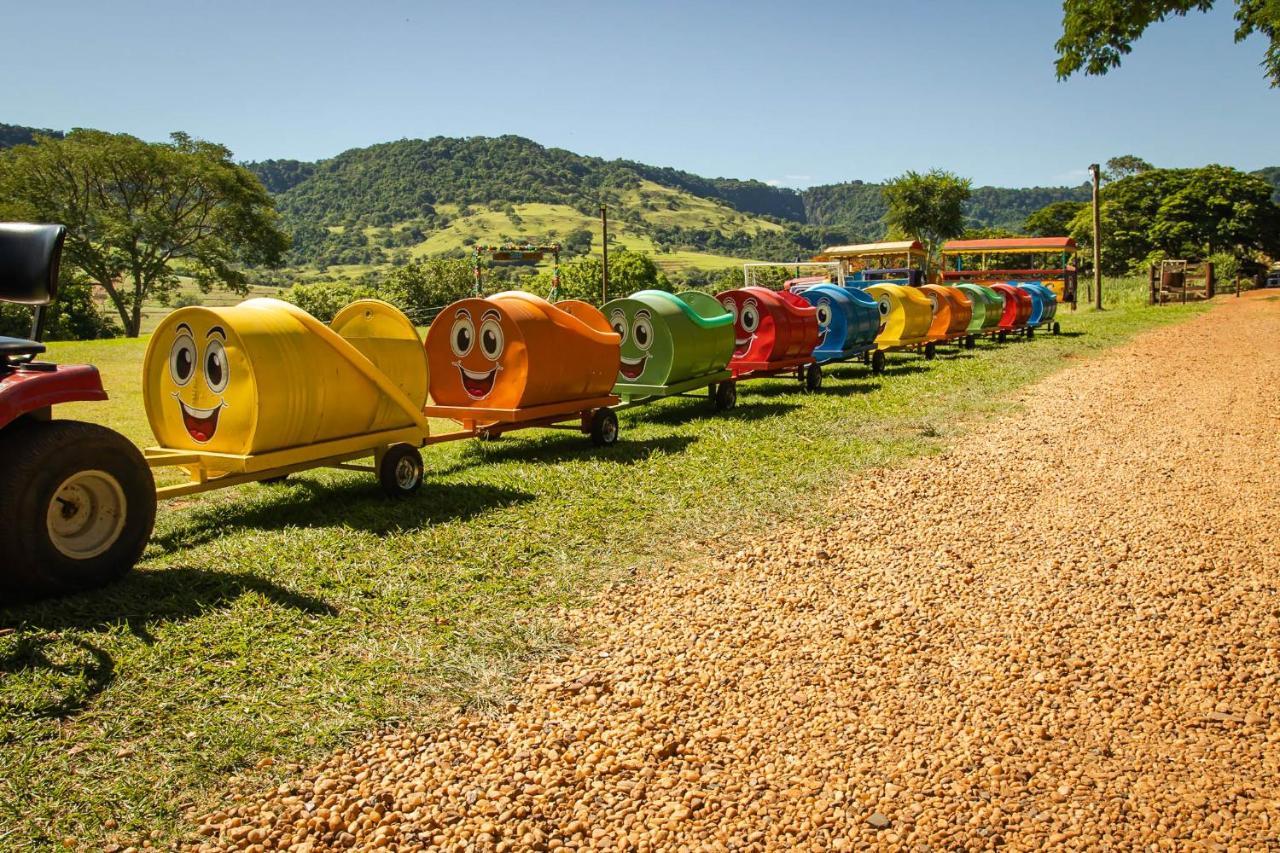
[878, 297, 891, 316]
[479, 317, 504, 361]
[205, 338, 229, 394]
[169, 332, 196, 386]
[450, 315, 474, 357]
[720, 298, 737, 323]
[609, 310, 628, 343]
[632, 315, 654, 351]
[741, 300, 760, 333]
[816, 301, 832, 327]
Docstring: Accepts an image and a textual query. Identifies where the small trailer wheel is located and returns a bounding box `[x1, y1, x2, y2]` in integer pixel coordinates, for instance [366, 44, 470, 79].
[998, 331, 1007, 343]
[1027, 326, 1035, 339]
[713, 380, 737, 411]
[378, 443, 423, 498]
[590, 408, 620, 446]
[1053, 321, 1061, 335]
[965, 335, 975, 349]
[0, 420, 156, 599]
[924, 342, 937, 361]
[803, 363, 823, 392]
[871, 350, 886, 374]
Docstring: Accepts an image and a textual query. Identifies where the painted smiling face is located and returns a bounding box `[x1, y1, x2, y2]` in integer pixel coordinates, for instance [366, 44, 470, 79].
[604, 299, 673, 386]
[813, 298, 833, 346]
[447, 304, 506, 400]
[145, 308, 254, 453]
[718, 294, 766, 359]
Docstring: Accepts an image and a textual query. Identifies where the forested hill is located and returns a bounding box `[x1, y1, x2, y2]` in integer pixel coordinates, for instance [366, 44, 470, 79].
[247, 136, 804, 224]
[802, 180, 1094, 235]
[8, 122, 1279, 266]
[0, 122, 64, 148]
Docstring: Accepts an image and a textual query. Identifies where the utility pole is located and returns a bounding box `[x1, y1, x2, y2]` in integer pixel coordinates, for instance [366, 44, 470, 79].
[600, 204, 609, 303]
[1089, 163, 1102, 310]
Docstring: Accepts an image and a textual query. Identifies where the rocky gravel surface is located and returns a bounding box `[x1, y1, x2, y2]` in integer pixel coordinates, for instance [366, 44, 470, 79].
[199, 295, 1280, 850]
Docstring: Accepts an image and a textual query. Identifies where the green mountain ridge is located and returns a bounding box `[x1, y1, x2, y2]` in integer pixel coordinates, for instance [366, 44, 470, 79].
[5, 123, 1278, 270]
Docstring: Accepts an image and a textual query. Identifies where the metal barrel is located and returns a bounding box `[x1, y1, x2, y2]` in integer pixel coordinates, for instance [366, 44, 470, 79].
[954, 284, 1003, 332]
[601, 290, 733, 390]
[921, 284, 973, 339]
[144, 298, 428, 455]
[424, 291, 620, 410]
[864, 283, 933, 348]
[990, 284, 1034, 329]
[715, 286, 820, 366]
[795, 283, 879, 360]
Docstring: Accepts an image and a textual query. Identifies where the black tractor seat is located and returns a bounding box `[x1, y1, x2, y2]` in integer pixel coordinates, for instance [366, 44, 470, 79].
[0, 335, 47, 359]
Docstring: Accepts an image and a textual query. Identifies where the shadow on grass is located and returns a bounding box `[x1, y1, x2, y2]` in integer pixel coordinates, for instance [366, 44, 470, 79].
[879, 361, 932, 378]
[0, 568, 335, 720]
[628, 400, 800, 427]
[463, 433, 699, 467]
[152, 480, 537, 552]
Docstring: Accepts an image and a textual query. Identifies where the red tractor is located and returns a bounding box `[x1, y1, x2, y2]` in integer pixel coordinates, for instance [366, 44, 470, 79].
[0, 223, 155, 599]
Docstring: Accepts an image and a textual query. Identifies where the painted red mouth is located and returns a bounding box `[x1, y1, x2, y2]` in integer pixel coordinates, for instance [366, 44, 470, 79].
[733, 335, 754, 357]
[618, 355, 647, 381]
[178, 398, 221, 443]
[459, 364, 497, 399]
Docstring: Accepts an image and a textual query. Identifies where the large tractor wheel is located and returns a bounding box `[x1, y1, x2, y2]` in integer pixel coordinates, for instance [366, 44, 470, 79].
[0, 420, 156, 599]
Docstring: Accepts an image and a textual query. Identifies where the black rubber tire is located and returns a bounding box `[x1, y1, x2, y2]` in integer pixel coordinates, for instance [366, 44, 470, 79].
[714, 380, 737, 411]
[1053, 321, 1061, 335]
[924, 342, 937, 361]
[965, 335, 975, 350]
[590, 408, 619, 446]
[1027, 327, 1035, 339]
[803, 363, 823, 392]
[378, 443, 423, 498]
[0, 420, 155, 599]
[871, 350, 886, 374]
[998, 331, 1007, 343]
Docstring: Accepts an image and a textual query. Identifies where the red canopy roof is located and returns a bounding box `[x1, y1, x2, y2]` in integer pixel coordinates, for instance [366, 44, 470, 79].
[941, 237, 1077, 254]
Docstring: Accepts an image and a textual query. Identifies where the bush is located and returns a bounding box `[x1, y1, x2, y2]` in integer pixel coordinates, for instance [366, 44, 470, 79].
[0, 274, 118, 340]
[171, 292, 203, 309]
[282, 281, 379, 323]
[380, 258, 474, 323]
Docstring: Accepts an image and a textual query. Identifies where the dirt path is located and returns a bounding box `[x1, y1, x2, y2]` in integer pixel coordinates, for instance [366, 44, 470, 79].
[201, 294, 1280, 851]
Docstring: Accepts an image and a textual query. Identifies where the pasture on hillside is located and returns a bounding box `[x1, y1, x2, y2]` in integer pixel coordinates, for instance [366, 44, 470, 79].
[0, 278, 1204, 847]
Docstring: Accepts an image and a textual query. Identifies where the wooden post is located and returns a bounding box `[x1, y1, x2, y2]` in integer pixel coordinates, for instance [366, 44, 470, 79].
[1089, 164, 1102, 310]
[600, 205, 609, 304]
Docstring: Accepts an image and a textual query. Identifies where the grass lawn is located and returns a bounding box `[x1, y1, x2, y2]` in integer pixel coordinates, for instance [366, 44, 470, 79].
[0, 278, 1206, 848]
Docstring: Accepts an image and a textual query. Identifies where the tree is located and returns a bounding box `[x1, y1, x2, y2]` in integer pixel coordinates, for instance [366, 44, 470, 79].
[1067, 165, 1280, 274]
[0, 270, 118, 340]
[0, 130, 289, 336]
[881, 169, 972, 270]
[1025, 200, 1087, 236]
[533, 250, 669, 305]
[381, 257, 474, 321]
[1105, 155, 1155, 182]
[1056, 1, 1280, 87]
[281, 281, 379, 323]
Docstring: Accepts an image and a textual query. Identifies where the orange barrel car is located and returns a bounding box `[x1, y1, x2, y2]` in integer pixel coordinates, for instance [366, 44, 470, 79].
[920, 283, 974, 352]
[423, 291, 623, 444]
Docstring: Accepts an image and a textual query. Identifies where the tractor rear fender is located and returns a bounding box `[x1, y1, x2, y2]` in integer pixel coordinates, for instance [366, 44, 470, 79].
[0, 364, 107, 430]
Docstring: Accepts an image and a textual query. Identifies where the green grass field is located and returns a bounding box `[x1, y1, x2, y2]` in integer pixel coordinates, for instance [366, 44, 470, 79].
[0, 277, 1206, 848]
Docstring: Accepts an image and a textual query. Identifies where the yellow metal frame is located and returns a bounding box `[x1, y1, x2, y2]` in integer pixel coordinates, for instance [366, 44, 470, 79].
[145, 425, 429, 499]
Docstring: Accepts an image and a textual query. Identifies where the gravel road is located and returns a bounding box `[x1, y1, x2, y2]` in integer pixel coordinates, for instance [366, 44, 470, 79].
[200, 294, 1280, 850]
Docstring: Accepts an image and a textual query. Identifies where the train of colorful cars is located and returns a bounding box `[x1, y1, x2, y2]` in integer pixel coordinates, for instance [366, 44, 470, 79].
[0, 224, 1078, 596]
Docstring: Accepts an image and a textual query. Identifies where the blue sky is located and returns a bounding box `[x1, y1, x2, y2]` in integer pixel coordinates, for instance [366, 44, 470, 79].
[2, 0, 1275, 188]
